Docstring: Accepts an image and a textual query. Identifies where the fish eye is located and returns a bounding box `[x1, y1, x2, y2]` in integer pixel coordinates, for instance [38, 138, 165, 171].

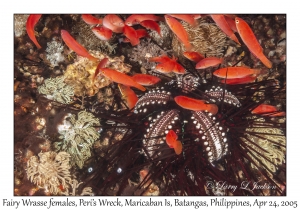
[236, 20, 239, 23]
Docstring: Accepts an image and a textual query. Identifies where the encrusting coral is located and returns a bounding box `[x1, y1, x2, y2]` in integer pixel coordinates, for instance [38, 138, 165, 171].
[54, 110, 100, 169]
[14, 14, 30, 37]
[45, 37, 65, 67]
[63, 50, 131, 97]
[37, 76, 74, 104]
[242, 119, 286, 176]
[26, 151, 94, 195]
[26, 151, 72, 195]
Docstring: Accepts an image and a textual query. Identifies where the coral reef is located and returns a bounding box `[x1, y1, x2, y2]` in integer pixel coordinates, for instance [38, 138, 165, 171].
[37, 76, 74, 104]
[45, 37, 65, 67]
[26, 151, 94, 195]
[54, 110, 100, 168]
[14, 14, 29, 37]
[26, 151, 72, 195]
[242, 118, 286, 176]
[63, 50, 131, 97]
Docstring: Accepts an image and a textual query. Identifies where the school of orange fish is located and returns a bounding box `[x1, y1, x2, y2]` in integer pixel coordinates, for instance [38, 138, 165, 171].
[26, 14, 272, 121]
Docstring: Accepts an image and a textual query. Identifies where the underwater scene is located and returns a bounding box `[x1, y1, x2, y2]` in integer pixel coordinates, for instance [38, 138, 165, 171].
[14, 14, 286, 196]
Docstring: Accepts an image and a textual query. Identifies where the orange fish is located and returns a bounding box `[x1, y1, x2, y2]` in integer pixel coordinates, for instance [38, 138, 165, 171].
[166, 130, 183, 155]
[224, 15, 237, 32]
[251, 104, 285, 117]
[175, 96, 218, 114]
[173, 62, 186, 74]
[174, 96, 204, 110]
[267, 111, 286, 117]
[92, 26, 113, 41]
[135, 29, 149, 38]
[94, 58, 109, 81]
[211, 15, 240, 44]
[81, 14, 102, 25]
[155, 60, 175, 73]
[140, 20, 161, 37]
[149, 55, 172, 63]
[152, 55, 185, 74]
[220, 75, 257, 85]
[123, 25, 139, 46]
[235, 17, 272, 68]
[132, 74, 161, 86]
[125, 14, 163, 26]
[99, 68, 146, 91]
[195, 57, 223, 69]
[251, 104, 278, 114]
[103, 14, 124, 33]
[192, 14, 203, 19]
[169, 14, 197, 26]
[26, 14, 42, 49]
[224, 14, 237, 19]
[183, 51, 204, 63]
[118, 84, 138, 110]
[165, 15, 192, 51]
[61, 30, 98, 62]
[122, 29, 148, 43]
[204, 104, 219, 115]
[213, 67, 261, 79]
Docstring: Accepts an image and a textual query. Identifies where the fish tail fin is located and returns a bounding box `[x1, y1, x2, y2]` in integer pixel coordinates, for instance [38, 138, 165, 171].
[230, 34, 241, 45]
[89, 56, 99, 62]
[185, 42, 193, 51]
[256, 68, 269, 76]
[191, 18, 198, 27]
[158, 16, 165, 22]
[136, 84, 146, 91]
[35, 42, 42, 49]
[206, 104, 218, 115]
[174, 141, 183, 155]
[261, 56, 272, 69]
[130, 38, 140, 46]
